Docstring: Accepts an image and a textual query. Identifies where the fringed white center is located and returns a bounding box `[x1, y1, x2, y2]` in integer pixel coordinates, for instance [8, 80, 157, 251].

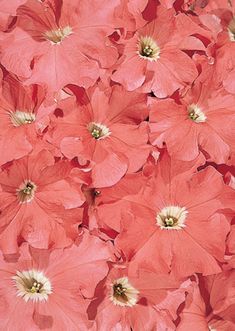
[12, 269, 52, 302]
[138, 36, 160, 61]
[17, 180, 37, 203]
[45, 26, 72, 44]
[228, 17, 235, 41]
[188, 104, 207, 123]
[208, 326, 217, 331]
[87, 122, 111, 140]
[156, 206, 188, 230]
[9, 111, 36, 127]
[110, 277, 139, 307]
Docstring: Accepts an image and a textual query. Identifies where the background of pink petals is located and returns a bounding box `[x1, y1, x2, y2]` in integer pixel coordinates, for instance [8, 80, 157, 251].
[0, 0, 234, 330]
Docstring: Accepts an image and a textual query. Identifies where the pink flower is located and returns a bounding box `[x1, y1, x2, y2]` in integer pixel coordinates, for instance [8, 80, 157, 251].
[0, 0, 119, 94]
[149, 83, 235, 163]
[51, 86, 150, 187]
[0, 73, 53, 166]
[116, 152, 230, 276]
[0, 232, 113, 330]
[89, 264, 191, 330]
[112, 8, 198, 97]
[0, 0, 26, 30]
[0, 150, 84, 253]
[178, 270, 235, 330]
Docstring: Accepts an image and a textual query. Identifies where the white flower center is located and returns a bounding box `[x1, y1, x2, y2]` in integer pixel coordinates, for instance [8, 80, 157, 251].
[138, 36, 160, 61]
[44, 26, 72, 44]
[12, 269, 52, 302]
[188, 104, 207, 123]
[208, 326, 217, 331]
[228, 17, 235, 41]
[156, 206, 188, 230]
[88, 122, 111, 140]
[9, 111, 36, 127]
[110, 277, 139, 307]
[17, 180, 37, 203]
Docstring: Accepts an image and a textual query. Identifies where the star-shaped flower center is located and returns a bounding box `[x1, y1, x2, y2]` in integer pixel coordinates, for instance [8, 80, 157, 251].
[12, 269, 52, 302]
[156, 206, 188, 230]
[9, 111, 36, 127]
[88, 122, 111, 140]
[17, 180, 37, 203]
[44, 26, 72, 44]
[138, 36, 160, 61]
[188, 104, 207, 123]
[110, 277, 139, 307]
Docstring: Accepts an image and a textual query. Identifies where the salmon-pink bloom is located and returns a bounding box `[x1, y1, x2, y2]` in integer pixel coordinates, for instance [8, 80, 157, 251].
[0, 73, 53, 166]
[82, 172, 147, 237]
[178, 270, 235, 331]
[0, 150, 85, 254]
[0, 233, 113, 331]
[207, 11, 235, 94]
[112, 8, 198, 97]
[89, 265, 191, 331]
[0, 0, 119, 94]
[116, 153, 230, 276]
[225, 224, 235, 269]
[93, 151, 205, 235]
[177, 281, 209, 331]
[0, 0, 26, 30]
[149, 83, 235, 163]
[51, 86, 150, 187]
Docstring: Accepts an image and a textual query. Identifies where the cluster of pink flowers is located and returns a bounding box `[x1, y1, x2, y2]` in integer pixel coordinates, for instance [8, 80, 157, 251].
[0, 0, 234, 330]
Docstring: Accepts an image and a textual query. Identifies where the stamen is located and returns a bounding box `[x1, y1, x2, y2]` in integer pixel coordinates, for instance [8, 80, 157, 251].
[87, 122, 110, 140]
[17, 180, 37, 203]
[44, 26, 72, 44]
[93, 190, 101, 197]
[12, 270, 52, 302]
[138, 36, 160, 61]
[110, 277, 139, 307]
[188, 104, 207, 123]
[9, 111, 36, 127]
[156, 206, 188, 230]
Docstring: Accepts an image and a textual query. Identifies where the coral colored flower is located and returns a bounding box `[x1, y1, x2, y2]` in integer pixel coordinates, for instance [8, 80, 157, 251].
[0, 73, 53, 166]
[89, 265, 191, 331]
[0, 232, 113, 331]
[0, 0, 26, 30]
[93, 151, 205, 235]
[50, 86, 150, 187]
[203, 270, 235, 330]
[177, 271, 235, 331]
[149, 84, 235, 163]
[176, 282, 210, 331]
[116, 152, 230, 276]
[114, 0, 148, 33]
[112, 8, 198, 97]
[0, 0, 119, 94]
[89, 172, 147, 235]
[0, 150, 84, 253]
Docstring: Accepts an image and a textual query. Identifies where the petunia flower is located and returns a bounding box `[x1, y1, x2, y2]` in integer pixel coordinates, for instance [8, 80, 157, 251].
[115, 152, 231, 276]
[112, 7, 198, 97]
[88, 264, 191, 331]
[0, 0, 119, 94]
[177, 270, 235, 331]
[0, 149, 85, 254]
[149, 83, 235, 163]
[50, 86, 150, 187]
[0, 232, 113, 330]
[0, 0, 26, 30]
[0, 73, 54, 166]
